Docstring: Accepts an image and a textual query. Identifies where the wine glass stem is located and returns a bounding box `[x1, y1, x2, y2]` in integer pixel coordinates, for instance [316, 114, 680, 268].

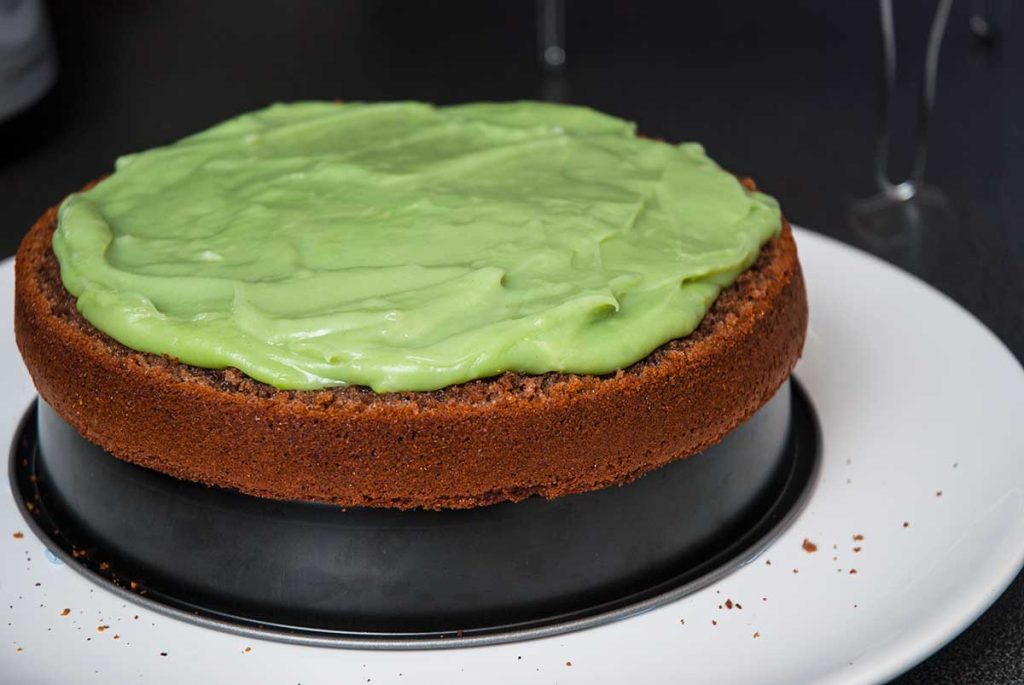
[875, 0, 953, 200]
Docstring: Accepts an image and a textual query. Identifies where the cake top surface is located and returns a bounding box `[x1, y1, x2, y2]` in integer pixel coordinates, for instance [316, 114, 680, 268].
[52, 101, 781, 392]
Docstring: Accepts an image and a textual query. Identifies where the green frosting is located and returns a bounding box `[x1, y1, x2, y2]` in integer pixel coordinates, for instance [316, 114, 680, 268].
[53, 101, 781, 392]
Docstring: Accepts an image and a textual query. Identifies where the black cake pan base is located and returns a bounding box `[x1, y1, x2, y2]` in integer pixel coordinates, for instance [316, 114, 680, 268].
[10, 379, 819, 648]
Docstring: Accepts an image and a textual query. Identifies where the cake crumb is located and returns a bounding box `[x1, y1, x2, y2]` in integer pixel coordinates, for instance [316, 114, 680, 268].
[244, 647, 252, 653]
[936, 491, 942, 497]
[765, 559, 771, 566]
[712, 620, 717, 626]
[60, 608, 70, 616]
[97, 625, 109, 632]
[853, 547, 862, 553]
[902, 522, 909, 528]
[12, 532, 23, 539]
[725, 599, 733, 609]
[679, 619, 685, 625]
[792, 569, 799, 574]
[160, 652, 167, 657]
[849, 569, 858, 575]
[113, 634, 120, 640]
[802, 538, 817, 553]
[565, 661, 572, 667]
[98, 562, 110, 571]
[16, 647, 23, 653]
[753, 632, 760, 639]
[853, 534, 864, 541]
[736, 603, 743, 610]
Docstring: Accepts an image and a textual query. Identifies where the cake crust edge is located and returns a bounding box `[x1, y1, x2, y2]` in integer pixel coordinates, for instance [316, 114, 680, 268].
[15, 194, 808, 510]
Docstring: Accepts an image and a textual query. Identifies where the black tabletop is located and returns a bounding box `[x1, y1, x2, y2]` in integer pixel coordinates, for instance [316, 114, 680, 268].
[1, 1, 1021, 681]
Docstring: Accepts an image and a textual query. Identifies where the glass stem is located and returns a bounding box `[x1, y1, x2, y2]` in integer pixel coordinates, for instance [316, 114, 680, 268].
[875, 0, 953, 200]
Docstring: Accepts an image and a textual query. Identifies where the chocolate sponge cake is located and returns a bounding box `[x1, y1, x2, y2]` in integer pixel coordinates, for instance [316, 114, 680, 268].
[15, 208, 805, 510]
[13, 101, 807, 510]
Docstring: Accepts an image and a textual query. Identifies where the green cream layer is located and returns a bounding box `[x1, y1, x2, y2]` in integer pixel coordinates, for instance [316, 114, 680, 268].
[53, 101, 781, 392]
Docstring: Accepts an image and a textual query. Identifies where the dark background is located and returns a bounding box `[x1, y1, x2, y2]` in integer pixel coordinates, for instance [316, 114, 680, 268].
[1, 1, 1021, 682]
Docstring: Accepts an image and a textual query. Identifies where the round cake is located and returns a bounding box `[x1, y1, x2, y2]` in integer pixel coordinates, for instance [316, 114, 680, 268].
[14, 101, 807, 510]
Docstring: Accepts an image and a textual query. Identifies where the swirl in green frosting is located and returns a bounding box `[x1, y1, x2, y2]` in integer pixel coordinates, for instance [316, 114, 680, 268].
[52, 101, 781, 392]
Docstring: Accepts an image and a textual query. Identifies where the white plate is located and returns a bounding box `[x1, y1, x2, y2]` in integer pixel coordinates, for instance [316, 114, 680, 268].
[2, 227, 1023, 685]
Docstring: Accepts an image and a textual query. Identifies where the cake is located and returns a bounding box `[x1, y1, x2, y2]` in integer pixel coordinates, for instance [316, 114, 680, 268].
[14, 101, 807, 510]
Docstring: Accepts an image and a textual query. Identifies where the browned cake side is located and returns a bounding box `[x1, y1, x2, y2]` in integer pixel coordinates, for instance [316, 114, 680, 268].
[15, 195, 808, 510]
